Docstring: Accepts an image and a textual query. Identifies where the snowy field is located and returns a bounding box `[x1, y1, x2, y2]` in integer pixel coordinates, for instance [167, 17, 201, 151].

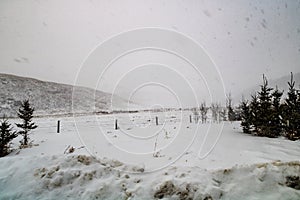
[1, 110, 300, 199]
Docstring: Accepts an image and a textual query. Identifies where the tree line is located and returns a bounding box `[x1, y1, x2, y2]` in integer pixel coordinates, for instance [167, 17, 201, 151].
[190, 92, 239, 124]
[240, 72, 300, 140]
[0, 100, 37, 157]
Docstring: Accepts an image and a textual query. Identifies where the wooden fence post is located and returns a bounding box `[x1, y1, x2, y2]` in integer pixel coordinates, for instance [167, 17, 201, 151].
[57, 120, 60, 133]
[115, 119, 118, 130]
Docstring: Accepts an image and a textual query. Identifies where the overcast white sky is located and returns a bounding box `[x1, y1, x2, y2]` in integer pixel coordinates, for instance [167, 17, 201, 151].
[0, 0, 300, 106]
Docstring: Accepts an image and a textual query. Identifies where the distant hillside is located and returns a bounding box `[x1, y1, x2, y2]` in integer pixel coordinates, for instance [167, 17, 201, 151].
[234, 72, 300, 103]
[0, 73, 130, 117]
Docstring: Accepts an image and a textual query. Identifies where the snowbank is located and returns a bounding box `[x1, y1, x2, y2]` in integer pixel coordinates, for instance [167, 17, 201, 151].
[0, 155, 299, 200]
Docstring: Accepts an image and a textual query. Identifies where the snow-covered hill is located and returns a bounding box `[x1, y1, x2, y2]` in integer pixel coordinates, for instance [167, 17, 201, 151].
[0, 73, 131, 117]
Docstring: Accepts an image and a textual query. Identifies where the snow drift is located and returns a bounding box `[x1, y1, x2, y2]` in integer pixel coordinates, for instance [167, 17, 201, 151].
[0, 155, 299, 200]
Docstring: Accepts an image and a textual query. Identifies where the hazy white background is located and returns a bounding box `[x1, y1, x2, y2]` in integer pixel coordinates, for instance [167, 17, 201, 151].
[0, 0, 300, 106]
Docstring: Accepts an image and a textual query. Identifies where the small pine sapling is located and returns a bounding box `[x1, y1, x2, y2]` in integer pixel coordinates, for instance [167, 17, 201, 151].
[0, 118, 18, 157]
[16, 100, 38, 146]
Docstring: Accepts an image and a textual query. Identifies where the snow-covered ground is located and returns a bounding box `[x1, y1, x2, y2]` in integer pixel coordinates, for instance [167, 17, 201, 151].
[1, 111, 300, 199]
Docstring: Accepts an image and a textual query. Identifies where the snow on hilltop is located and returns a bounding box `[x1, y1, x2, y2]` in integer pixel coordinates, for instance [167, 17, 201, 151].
[0, 73, 130, 117]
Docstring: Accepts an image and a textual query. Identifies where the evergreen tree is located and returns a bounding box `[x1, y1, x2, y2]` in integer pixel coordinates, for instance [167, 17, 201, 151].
[0, 118, 17, 157]
[283, 73, 300, 140]
[257, 75, 273, 137]
[219, 108, 227, 121]
[16, 100, 38, 146]
[249, 93, 259, 133]
[227, 93, 236, 122]
[239, 72, 300, 140]
[233, 104, 242, 121]
[270, 86, 283, 137]
[199, 102, 208, 123]
[240, 100, 251, 134]
[297, 85, 300, 135]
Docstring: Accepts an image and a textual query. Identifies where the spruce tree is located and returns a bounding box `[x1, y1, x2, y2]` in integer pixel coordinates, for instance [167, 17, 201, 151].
[16, 100, 38, 146]
[227, 93, 236, 122]
[270, 86, 283, 137]
[257, 75, 273, 137]
[241, 100, 251, 134]
[283, 73, 300, 140]
[297, 85, 300, 137]
[249, 93, 259, 133]
[0, 118, 18, 157]
[199, 102, 208, 123]
[219, 108, 227, 121]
